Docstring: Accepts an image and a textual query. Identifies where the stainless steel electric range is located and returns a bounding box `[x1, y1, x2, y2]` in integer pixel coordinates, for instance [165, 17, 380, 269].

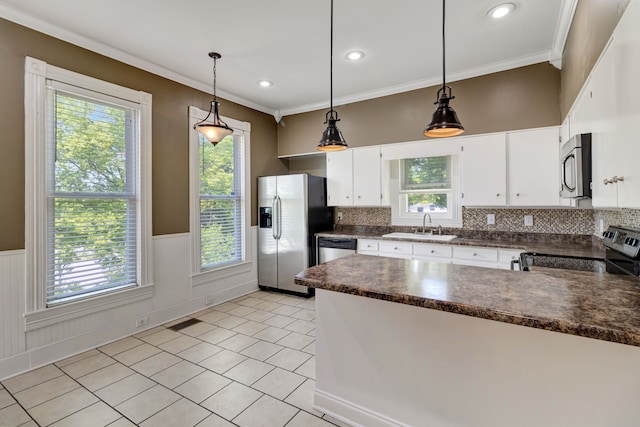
[602, 225, 640, 277]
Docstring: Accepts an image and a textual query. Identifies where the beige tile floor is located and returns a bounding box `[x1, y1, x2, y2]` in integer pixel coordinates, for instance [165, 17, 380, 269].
[0, 291, 352, 427]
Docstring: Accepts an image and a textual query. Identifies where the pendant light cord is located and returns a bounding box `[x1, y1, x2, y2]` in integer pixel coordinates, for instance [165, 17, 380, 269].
[330, 0, 334, 116]
[441, 0, 446, 93]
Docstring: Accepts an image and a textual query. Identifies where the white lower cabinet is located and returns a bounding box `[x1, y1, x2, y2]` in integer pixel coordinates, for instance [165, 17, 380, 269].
[357, 239, 522, 270]
[379, 241, 413, 259]
[357, 239, 379, 256]
[413, 243, 453, 263]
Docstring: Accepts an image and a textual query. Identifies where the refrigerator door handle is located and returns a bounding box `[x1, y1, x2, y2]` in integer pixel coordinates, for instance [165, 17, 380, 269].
[272, 196, 278, 240]
[276, 195, 283, 240]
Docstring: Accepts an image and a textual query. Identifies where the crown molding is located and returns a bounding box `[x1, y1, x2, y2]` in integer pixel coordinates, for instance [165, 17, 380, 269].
[279, 50, 552, 116]
[550, 0, 579, 69]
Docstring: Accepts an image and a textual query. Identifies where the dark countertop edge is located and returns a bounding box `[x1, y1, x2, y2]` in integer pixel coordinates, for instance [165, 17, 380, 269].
[295, 276, 638, 347]
[316, 231, 605, 260]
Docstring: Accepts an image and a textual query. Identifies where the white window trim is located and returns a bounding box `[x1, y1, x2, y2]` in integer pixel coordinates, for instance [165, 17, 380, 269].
[24, 57, 153, 326]
[188, 106, 252, 285]
[386, 139, 463, 228]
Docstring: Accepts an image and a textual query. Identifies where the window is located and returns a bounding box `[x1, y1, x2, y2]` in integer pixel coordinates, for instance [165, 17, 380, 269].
[389, 152, 461, 227]
[25, 57, 152, 312]
[189, 107, 250, 278]
[400, 156, 453, 215]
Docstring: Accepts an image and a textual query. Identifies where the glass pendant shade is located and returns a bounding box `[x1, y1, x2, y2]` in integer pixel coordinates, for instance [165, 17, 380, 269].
[193, 52, 233, 146]
[318, 111, 348, 152]
[194, 101, 233, 145]
[424, 88, 464, 138]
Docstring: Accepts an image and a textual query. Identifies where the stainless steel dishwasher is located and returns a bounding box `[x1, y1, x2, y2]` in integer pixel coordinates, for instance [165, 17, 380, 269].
[317, 237, 357, 263]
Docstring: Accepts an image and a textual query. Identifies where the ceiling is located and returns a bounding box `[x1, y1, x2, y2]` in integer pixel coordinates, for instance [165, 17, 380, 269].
[0, 0, 576, 118]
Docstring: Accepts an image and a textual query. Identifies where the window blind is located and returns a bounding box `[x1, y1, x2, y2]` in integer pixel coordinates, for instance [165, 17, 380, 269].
[45, 87, 139, 305]
[199, 134, 244, 269]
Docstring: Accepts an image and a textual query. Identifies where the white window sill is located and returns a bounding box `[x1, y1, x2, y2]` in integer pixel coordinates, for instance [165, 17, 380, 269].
[192, 261, 253, 287]
[24, 284, 154, 332]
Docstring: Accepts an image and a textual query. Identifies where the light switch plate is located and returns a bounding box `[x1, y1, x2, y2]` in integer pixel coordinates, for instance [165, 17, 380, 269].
[524, 215, 534, 227]
[487, 214, 495, 225]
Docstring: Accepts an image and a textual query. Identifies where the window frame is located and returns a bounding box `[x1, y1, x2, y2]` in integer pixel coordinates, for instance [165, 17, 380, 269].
[188, 106, 251, 285]
[24, 57, 153, 323]
[385, 140, 462, 228]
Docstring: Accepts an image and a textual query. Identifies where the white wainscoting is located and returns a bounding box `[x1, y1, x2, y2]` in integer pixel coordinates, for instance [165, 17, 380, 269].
[0, 250, 26, 359]
[0, 227, 259, 381]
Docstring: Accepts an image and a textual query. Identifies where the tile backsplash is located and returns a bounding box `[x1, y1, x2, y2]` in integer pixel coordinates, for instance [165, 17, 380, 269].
[463, 208, 595, 234]
[334, 206, 640, 236]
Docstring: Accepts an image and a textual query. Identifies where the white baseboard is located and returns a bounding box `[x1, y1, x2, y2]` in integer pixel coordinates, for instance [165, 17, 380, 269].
[315, 388, 409, 427]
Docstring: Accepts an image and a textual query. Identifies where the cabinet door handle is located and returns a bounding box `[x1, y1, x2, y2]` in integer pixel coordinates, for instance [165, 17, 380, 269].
[473, 253, 478, 256]
[430, 250, 435, 253]
[357, 195, 361, 199]
[613, 175, 624, 183]
[496, 193, 500, 197]
[516, 193, 520, 197]
[604, 178, 614, 185]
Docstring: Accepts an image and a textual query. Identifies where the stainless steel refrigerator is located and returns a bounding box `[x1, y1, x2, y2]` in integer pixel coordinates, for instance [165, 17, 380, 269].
[258, 174, 333, 296]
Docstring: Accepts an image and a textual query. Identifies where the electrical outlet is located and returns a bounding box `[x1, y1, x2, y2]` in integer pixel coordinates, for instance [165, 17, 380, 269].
[337, 212, 343, 220]
[487, 214, 495, 225]
[135, 317, 148, 328]
[524, 215, 534, 227]
[205, 295, 216, 305]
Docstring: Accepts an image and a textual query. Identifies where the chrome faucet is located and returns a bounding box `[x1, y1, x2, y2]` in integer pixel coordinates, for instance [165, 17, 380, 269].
[422, 213, 432, 234]
[437, 224, 443, 235]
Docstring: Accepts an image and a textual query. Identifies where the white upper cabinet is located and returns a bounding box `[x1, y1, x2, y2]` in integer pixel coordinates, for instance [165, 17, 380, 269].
[461, 133, 507, 206]
[609, 0, 640, 208]
[590, 38, 619, 208]
[588, 0, 640, 208]
[326, 146, 385, 207]
[326, 149, 353, 206]
[507, 127, 560, 206]
[353, 147, 383, 205]
[461, 128, 560, 207]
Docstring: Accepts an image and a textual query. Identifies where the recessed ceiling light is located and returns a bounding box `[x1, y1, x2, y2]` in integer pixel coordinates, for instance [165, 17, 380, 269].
[488, 3, 515, 19]
[345, 50, 365, 61]
[257, 80, 273, 88]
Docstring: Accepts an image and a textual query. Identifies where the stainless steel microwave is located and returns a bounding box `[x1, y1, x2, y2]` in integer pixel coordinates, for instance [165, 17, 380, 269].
[560, 133, 592, 199]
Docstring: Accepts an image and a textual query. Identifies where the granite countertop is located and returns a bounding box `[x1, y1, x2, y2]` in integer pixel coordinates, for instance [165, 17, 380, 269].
[316, 228, 605, 260]
[295, 254, 640, 347]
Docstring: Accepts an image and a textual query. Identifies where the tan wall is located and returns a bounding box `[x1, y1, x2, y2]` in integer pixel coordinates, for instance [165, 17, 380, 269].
[0, 18, 288, 251]
[560, 0, 629, 118]
[278, 63, 562, 156]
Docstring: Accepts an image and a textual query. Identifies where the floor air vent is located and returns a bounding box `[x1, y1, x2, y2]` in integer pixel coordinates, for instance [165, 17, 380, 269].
[168, 318, 202, 331]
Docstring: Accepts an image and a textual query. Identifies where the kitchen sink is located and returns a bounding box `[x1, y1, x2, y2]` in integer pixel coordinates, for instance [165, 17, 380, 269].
[381, 232, 457, 242]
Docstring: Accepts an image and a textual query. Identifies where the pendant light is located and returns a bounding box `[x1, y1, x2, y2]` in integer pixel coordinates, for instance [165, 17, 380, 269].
[424, 0, 465, 138]
[194, 52, 233, 146]
[318, 0, 348, 152]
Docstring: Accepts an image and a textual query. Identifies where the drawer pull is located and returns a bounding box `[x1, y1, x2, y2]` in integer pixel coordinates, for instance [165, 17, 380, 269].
[394, 247, 399, 250]
[473, 253, 477, 256]
[431, 250, 435, 254]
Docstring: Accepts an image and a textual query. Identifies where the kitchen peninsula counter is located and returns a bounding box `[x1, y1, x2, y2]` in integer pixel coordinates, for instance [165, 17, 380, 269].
[299, 255, 640, 427]
[296, 254, 640, 346]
